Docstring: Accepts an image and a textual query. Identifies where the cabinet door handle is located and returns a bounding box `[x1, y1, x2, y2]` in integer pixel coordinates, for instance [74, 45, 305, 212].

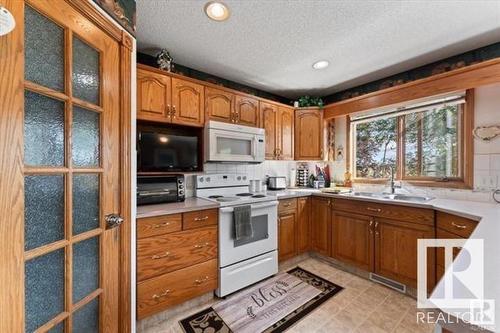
[367, 207, 382, 213]
[194, 242, 209, 249]
[152, 289, 171, 300]
[451, 222, 467, 229]
[194, 276, 210, 285]
[151, 252, 170, 259]
[172, 105, 177, 118]
[166, 104, 171, 116]
[153, 222, 170, 228]
[194, 216, 209, 222]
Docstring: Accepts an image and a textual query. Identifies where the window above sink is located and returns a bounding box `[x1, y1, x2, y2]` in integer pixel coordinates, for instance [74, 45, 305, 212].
[348, 90, 474, 189]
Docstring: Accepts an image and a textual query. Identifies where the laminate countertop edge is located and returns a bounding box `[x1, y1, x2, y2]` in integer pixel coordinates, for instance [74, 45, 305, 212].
[136, 197, 220, 218]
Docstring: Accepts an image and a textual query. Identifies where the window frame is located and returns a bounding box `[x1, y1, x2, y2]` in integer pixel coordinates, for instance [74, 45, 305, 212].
[347, 89, 474, 189]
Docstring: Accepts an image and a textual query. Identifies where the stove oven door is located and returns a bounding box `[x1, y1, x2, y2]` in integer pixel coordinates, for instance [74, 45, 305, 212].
[219, 201, 278, 267]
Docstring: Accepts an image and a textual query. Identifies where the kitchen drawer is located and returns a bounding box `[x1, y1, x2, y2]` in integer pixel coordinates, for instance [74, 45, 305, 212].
[137, 214, 182, 239]
[279, 198, 297, 213]
[436, 211, 477, 238]
[183, 209, 218, 230]
[137, 226, 217, 281]
[333, 198, 434, 225]
[137, 259, 217, 319]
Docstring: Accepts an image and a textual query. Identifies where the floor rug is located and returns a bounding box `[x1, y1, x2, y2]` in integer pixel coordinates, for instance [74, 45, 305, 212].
[179, 267, 343, 333]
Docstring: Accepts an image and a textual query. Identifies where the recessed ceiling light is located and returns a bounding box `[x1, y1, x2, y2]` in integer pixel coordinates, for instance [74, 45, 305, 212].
[312, 60, 329, 70]
[204, 1, 230, 21]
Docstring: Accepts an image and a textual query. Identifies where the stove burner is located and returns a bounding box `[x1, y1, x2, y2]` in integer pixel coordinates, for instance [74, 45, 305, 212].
[252, 194, 266, 198]
[208, 195, 223, 199]
[216, 197, 240, 202]
[236, 193, 253, 197]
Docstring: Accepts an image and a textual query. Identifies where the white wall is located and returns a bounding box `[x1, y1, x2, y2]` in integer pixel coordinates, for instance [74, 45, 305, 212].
[473, 83, 500, 191]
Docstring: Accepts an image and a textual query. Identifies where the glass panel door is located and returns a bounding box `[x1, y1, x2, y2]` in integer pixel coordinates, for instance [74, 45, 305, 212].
[23, 2, 121, 332]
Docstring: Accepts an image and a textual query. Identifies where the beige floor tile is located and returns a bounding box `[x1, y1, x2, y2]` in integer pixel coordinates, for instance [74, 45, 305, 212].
[334, 309, 361, 328]
[318, 317, 354, 333]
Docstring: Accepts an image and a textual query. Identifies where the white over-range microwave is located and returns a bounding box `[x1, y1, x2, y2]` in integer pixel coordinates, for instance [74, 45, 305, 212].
[205, 121, 265, 163]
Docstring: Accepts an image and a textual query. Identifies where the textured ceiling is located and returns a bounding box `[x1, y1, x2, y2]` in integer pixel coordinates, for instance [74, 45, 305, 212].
[137, 0, 500, 99]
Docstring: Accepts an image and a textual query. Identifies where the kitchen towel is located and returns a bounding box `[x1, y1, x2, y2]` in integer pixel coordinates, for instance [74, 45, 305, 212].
[233, 205, 253, 240]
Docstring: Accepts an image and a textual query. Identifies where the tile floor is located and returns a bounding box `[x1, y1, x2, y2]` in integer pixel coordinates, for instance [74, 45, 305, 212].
[141, 257, 436, 333]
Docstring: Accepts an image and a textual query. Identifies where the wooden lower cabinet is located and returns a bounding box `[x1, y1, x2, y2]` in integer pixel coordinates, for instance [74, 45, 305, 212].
[278, 210, 297, 261]
[137, 209, 218, 319]
[374, 217, 435, 289]
[297, 197, 311, 253]
[137, 259, 218, 319]
[311, 197, 331, 256]
[332, 211, 374, 272]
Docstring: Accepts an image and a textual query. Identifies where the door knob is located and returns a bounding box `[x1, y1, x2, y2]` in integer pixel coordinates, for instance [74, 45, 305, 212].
[105, 214, 124, 229]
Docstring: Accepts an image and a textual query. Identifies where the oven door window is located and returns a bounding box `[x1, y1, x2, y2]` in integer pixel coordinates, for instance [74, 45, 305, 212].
[234, 214, 268, 247]
[217, 136, 252, 156]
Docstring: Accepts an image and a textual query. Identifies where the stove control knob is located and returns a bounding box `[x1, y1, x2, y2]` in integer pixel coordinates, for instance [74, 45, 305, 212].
[243, 176, 247, 180]
[237, 176, 241, 180]
[199, 177, 204, 182]
[206, 177, 211, 182]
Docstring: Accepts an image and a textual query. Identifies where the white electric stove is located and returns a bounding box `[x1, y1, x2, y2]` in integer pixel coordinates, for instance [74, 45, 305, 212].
[195, 174, 278, 297]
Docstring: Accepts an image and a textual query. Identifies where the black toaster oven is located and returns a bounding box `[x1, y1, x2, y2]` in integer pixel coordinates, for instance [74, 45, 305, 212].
[137, 175, 185, 205]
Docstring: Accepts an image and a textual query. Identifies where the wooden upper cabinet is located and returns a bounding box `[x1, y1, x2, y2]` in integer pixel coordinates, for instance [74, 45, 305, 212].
[137, 68, 171, 122]
[235, 95, 259, 127]
[205, 87, 234, 123]
[295, 108, 323, 160]
[260, 102, 279, 159]
[278, 106, 294, 160]
[171, 78, 204, 126]
[332, 211, 374, 272]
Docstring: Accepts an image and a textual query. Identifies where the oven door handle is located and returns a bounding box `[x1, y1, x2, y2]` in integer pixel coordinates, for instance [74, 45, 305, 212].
[219, 201, 278, 213]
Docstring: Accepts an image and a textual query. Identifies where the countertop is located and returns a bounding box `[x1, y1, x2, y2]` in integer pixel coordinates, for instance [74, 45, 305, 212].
[136, 188, 500, 330]
[136, 197, 219, 218]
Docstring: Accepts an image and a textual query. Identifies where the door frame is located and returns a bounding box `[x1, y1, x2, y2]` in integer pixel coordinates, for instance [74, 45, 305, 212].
[0, 1, 133, 332]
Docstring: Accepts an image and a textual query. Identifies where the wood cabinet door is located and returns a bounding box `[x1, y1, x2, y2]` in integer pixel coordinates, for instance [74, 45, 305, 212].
[259, 102, 279, 159]
[137, 68, 171, 122]
[278, 211, 297, 261]
[294, 108, 323, 160]
[278, 106, 294, 160]
[332, 211, 374, 271]
[171, 78, 205, 127]
[205, 87, 234, 123]
[235, 95, 259, 127]
[297, 197, 310, 253]
[311, 197, 331, 256]
[374, 218, 435, 289]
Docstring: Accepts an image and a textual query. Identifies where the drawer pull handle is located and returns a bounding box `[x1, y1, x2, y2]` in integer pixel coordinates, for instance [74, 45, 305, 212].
[367, 207, 381, 213]
[194, 216, 209, 222]
[194, 276, 210, 285]
[152, 289, 171, 300]
[151, 252, 170, 259]
[451, 222, 467, 229]
[153, 222, 170, 228]
[194, 242, 209, 249]
[283, 203, 291, 207]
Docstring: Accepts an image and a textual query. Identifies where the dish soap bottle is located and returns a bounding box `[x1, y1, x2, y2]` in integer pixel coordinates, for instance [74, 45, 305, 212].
[344, 171, 352, 187]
